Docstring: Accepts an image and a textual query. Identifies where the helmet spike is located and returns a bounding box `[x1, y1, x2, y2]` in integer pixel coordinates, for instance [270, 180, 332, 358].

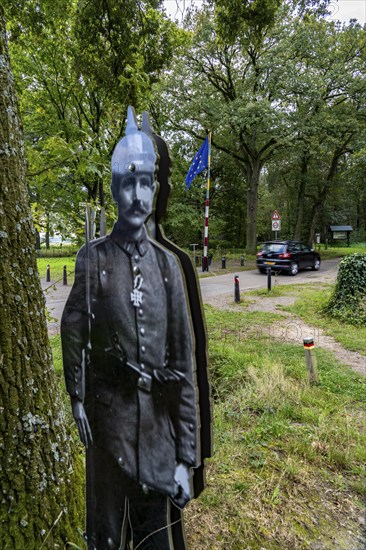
[125, 105, 138, 134]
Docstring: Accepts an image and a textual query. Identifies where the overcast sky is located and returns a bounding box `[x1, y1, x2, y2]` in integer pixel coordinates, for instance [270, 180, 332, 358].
[164, 0, 366, 24]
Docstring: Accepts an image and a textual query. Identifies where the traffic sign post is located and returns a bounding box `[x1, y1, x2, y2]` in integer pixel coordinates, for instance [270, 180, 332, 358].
[271, 210, 281, 239]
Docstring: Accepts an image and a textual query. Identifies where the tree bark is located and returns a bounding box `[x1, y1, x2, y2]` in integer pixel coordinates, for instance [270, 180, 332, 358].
[306, 143, 348, 247]
[0, 9, 83, 548]
[45, 212, 50, 249]
[245, 160, 261, 255]
[294, 149, 309, 240]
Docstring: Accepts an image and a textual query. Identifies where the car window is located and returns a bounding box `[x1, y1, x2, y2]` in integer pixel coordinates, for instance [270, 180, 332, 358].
[262, 244, 286, 253]
[301, 244, 310, 252]
[289, 243, 301, 252]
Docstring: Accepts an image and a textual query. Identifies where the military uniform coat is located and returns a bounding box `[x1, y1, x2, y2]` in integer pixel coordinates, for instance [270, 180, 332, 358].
[61, 223, 198, 497]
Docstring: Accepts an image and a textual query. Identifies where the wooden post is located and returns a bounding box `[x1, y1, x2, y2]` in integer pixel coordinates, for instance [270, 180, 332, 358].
[63, 265, 67, 286]
[46, 264, 50, 282]
[303, 337, 319, 385]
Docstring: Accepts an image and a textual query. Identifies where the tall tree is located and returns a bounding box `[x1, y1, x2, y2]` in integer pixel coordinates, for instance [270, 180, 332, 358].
[6, 0, 180, 240]
[0, 7, 83, 547]
[154, 2, 301, 253]
[265, 17, 366, 244]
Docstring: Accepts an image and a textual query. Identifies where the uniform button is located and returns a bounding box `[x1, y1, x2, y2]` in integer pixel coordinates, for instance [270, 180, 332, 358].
[191, 441, 195, 448]
[141, 346, 146, 353]
[74, 377, 78, 382]
[102, 270, 106, 276]
[142, 484, 149, 494]
[75, 390, 79, 396]
[138, 376, 145, 386]
[190, 454, 195, 463]
[118, 457, 124, 466]
[140, 327, 145, 336]
[75, 366, 79, 372]
[139, 309, 143, 317]
[133, 265, 140, 275]
[107, 537, 116, 548]
[164, 277, 168, 283]
[140, 363, 145, 370]
[188, 423, 194, 432]
[134, 255, 139, 262]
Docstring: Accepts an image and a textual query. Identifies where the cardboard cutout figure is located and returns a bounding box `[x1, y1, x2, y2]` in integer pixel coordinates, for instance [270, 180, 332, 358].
[61, 107, 209, 550]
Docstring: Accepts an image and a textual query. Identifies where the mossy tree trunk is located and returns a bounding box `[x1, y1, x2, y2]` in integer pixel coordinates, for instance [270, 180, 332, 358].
[0, 8, 83, 549]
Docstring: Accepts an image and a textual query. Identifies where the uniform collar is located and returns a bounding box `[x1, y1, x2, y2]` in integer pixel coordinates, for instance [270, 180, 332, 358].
[110, 222, 148, 257]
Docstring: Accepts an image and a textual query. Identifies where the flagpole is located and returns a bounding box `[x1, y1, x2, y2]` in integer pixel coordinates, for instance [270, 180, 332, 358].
[202, 131, 212, 272]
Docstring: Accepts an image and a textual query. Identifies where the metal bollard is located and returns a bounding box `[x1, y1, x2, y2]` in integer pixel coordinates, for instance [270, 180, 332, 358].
[63, 265, 67, 286]
[303, 337, 319, 385]
[46, 264, 51, 282]
[234, 275, 240, 303]
[221, 256, 226, 269]
[267, 266, 272, 291]
[240, 255, 244, 266]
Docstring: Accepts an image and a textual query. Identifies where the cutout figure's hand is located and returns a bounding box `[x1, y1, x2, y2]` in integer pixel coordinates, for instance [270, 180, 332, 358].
[71, 398, 93, 448]
[172, 463, 192, 509]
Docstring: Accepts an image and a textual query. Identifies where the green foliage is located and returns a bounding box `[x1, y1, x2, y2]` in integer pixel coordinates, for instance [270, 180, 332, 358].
[155, 4, 366, 252]
[5, 0, 181, 240]
[213, 0, 282, 46]
[325, 253, 366, 325]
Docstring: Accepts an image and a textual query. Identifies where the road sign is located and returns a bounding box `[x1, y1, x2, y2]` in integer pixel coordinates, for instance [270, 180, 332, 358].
[272, 220, 281, 231]
[272, 210, 281, 220]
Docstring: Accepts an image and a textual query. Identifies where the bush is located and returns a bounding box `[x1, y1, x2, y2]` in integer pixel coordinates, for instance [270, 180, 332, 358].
[324, 253, 366, 325]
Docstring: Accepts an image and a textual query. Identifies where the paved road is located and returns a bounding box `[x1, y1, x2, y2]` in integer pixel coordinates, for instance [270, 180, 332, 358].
[43, 259, 339, 334]
[200, 259, 339, 299]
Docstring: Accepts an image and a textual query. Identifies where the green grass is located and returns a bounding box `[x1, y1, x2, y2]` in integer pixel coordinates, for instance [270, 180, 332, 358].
[319, 243, 366, 260]
[50, 335, 70, 413]
[246, 283, 319, 298]
[281, 284, 366, 355]
[184, 306, 366, 549]
[37, 256, 76, 282]
[51, 334, 63, 375]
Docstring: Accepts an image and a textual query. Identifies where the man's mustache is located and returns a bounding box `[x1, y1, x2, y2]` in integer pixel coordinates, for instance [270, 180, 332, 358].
[126, 200, 148, 215]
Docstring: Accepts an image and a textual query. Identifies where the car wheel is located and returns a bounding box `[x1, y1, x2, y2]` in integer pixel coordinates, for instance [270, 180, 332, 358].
[290, 262, 298, 276]
[259, 268, 266, 274]
[312, 259, 321, 271]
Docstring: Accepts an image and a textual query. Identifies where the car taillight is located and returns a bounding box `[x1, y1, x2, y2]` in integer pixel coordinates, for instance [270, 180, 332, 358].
[279, 252, 292, 259]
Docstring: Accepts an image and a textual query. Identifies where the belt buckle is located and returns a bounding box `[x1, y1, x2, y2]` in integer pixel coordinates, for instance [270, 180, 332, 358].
[137, 372, 152, 392]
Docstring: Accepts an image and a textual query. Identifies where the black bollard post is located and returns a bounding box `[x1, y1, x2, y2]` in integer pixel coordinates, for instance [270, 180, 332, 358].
[221, 256, 226, 269]
[267, 266, 272, 291]
[63, 265, 67, 286]
[46, 264, 51, 282]
[240, 255, 244, 267]
[234, 275, 240, 303]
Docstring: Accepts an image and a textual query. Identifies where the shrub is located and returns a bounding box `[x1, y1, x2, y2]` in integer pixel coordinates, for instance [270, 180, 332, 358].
[324, 253, 366, 325]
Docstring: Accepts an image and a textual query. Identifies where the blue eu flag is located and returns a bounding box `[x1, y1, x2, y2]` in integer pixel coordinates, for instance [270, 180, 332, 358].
[185, 137, 209, 189]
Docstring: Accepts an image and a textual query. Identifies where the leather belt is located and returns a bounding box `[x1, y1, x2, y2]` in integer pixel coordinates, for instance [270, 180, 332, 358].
[103, 344, 152, 393]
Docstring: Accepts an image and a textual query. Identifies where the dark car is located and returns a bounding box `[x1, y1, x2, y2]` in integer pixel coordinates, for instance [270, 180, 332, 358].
[256, 240, 321, 276]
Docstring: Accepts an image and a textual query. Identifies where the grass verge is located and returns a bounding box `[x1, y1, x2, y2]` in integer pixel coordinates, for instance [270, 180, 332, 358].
[49, 300, 366, 549]
[184, 306, 366, 549]
[37, 257, 76, 283]
[279, 284, 366, 356]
